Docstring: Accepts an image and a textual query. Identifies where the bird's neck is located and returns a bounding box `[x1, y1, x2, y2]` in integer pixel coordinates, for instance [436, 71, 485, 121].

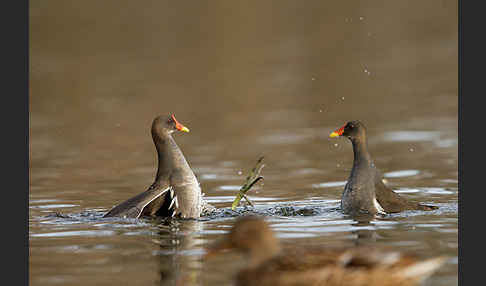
[153, 134, 185, 182]
[351, 137, 372, 168]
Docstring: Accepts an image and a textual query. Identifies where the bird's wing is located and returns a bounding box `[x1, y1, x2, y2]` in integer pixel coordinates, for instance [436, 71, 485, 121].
[103, 182, 171, 218]
[374, 170, 437, 212]
[247, 246, 415, 274]
[374, 179, 410, 213]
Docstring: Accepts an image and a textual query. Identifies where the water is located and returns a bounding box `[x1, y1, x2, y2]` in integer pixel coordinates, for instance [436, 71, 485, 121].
[30, 1, 457, 285]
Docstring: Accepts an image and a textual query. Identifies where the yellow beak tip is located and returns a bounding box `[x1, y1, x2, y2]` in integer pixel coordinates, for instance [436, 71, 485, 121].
[181, 127, 190, 132]
[329, 132, 339, 138]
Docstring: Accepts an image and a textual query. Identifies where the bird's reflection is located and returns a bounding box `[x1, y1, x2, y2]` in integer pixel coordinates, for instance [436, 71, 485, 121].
[348, 213, 379, 246]
[150, 218, 206, 286]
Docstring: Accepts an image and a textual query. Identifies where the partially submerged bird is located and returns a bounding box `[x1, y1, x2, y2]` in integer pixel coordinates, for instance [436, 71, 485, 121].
[206, 216, 447, 286]
[104, 114, 214, 219]
[329, 121, 438, 216]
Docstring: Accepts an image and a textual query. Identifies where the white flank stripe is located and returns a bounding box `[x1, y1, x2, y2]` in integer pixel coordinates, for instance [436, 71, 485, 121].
[373, 197, 386, 214]
[138, 187, 170, 218]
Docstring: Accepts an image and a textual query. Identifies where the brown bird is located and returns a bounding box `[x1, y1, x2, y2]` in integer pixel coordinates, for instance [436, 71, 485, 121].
[104, 114, 214, 219]
[329, 121, 438, 216]
[206, 216, 447, 286]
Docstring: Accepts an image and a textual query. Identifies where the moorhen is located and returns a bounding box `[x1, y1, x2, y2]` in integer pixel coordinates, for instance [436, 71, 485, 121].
[329, 120, 438, 216]
[104, 114, 213, 219]
[206, 216, 447, 286]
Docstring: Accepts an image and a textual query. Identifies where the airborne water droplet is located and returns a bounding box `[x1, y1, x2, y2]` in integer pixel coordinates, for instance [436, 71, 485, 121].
[237, 171, 242, 175]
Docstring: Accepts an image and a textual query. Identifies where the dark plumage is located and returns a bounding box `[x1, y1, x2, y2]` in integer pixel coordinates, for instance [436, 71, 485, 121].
[329, 121, 438, 216]
[104, 114, 213, 219]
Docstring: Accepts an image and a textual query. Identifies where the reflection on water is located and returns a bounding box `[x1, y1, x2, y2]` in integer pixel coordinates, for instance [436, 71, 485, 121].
[30, 197, 458, 285]
[384, 169, 421, 178]
[383, 131, 442, 142]
[30, 0, 457, 285]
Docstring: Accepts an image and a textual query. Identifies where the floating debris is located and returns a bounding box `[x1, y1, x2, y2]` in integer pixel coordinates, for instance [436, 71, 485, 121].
[45, 212, 71, 219]
[268, 206, 319, 216]
[231, 157, 265, 211]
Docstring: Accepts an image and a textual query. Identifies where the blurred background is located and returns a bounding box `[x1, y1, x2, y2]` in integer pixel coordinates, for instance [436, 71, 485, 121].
[30, 1, 457, 285]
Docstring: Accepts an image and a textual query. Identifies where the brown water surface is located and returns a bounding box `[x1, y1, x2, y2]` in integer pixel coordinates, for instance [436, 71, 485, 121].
[30, 1, 457, 285]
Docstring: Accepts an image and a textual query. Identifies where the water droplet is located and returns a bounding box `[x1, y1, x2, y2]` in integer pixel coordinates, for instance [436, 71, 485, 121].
[237, 171, 242, 175]
[311, 77, 316, 81]
[409, 148, 414, 152]
[341, 97, 345, 100]
[334, 143, 339, 147]
[359, 16, 364, 21]
[337, 164, 341, 167]
[319, 109, 323, 113]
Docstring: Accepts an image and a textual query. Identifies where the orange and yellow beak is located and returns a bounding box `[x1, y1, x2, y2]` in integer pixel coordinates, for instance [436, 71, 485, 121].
[329, 124, 345, 138]
[171, 114, 190, 132]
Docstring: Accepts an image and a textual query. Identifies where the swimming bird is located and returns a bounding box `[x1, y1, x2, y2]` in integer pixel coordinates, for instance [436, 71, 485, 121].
[206, 216, 447, 286]
[104, 114, 214, 219]
[329, 120, 438, 216]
